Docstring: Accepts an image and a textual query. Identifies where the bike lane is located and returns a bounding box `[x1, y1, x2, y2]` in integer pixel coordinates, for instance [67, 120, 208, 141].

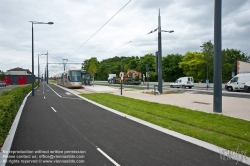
[5, 82, 114, 166]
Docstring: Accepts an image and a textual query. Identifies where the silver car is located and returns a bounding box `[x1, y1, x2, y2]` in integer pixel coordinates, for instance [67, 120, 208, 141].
[0, 81, 6, 87]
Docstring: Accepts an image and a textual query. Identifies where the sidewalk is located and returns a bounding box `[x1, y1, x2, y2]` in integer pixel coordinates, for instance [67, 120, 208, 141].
[67, 85, 250, 121]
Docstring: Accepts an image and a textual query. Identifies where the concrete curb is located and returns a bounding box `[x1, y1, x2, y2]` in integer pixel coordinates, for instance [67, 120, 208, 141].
[0, 91, 31, 166]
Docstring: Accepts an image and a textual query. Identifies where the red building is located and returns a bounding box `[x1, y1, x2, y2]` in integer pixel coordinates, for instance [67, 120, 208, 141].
[1, 67, 34, 85]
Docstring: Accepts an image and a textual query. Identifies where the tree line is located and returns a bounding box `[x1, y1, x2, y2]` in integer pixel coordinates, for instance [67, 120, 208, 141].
[82, 40, 250, 83]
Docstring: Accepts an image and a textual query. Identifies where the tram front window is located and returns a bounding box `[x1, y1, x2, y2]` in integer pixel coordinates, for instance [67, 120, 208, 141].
[69, 71, 82, 82]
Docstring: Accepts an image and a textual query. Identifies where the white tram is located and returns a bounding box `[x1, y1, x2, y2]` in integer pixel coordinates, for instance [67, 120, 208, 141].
[56, 69, 82, 88]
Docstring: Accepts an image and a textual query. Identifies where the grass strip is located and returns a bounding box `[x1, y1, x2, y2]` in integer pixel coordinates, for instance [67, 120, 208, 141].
[94, 83, 145, 90]
[49, 80, 56, 84]
[80, 93, 250, 157]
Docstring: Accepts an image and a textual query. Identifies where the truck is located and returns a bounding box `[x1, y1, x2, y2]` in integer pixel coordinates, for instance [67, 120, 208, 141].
[225, 73, 250, 91]
[236, 60, 250, 74]
[108, 74, 116, 83]
[112, 70, 142, 85]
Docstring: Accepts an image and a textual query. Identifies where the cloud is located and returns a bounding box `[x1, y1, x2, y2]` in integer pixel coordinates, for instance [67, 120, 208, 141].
[0, 0, 249, 77]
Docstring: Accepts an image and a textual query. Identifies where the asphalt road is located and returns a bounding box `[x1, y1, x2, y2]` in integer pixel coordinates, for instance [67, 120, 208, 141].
[6, 81, 248, 165]
[96, 82, 250, 99]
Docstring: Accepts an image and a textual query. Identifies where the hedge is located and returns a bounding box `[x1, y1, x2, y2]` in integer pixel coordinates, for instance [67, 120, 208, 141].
[0, 82, 38, 146]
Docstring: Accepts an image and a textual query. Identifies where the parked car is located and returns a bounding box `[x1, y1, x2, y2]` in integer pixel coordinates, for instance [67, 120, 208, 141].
[170, 77, 194, 89]
[243, 81, 250, 93]
[0, 81, 6, 87]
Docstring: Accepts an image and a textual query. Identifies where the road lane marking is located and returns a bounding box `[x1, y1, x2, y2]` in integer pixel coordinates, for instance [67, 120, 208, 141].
[47, 93, 119, 165]
[44, 96, 45, 99]
[97, 148, 120, 166]
[51, 107, 57, 112]
[53, 113, 119, 165]
[46, 84, 62, 97]
[61, 97, 82, 100]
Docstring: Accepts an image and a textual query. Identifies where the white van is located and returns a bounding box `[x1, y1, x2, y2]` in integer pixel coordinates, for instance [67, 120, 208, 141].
[225, 73, 250, 91]
[170, 77, 194, 89]
[244, 81, 250, 93]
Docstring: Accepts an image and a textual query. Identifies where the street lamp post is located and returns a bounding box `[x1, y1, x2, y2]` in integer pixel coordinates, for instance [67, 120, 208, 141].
[30, 21, 53, 96]
[148, 10, 173, 93]
[46, 51, 49, 84]
[38, 53, 48, 86]
[157, 9, 174, 93]
[200, 45, 209, 89]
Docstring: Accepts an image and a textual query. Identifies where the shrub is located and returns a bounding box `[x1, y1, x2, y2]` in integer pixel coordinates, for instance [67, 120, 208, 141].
[0, 82, 37, 146]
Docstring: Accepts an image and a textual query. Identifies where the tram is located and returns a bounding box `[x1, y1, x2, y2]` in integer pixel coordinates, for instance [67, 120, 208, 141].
[56, 69, 82, 88]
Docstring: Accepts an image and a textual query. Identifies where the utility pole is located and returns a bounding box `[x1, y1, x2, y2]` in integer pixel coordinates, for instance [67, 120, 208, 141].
[38, 54, 40, 87]
[63, 59, 68, 71]
[200, 45, 209, 89]
[213, 0, 222, 113]
[45, 67, 46, 82]
[120, 57, 123, 95]
[46, 50, 49, 84]
[31, 22, 34, 96]
[158, 9, 163, 93]
[146, 64, 149, 90]
[147, 10, 173, 93]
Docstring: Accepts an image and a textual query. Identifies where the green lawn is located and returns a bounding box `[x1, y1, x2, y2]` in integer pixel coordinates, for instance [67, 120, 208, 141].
[80, 93, 250, 157]
[94, 83, 145, 90]
[49, 80, 56, 84]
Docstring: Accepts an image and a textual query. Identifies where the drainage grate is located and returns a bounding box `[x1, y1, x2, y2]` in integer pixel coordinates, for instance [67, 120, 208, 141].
[193, 101, 211, 105]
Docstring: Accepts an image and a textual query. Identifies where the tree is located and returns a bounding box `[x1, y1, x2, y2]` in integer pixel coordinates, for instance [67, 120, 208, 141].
[222, 48, 250, 82]
[86, 57, 98, 85]
[179, 52, 206, 82]
[129, 59, 137, 70]
[0, 72, 6, 80]
[200, 40, 214, 82]
[82, 59, 89, 71]
[140, 54, 157, 81]
[162, 54, 183, 82]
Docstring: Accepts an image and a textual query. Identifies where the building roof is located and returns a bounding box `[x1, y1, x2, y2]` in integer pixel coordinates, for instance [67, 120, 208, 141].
[7, 67, 32, 74]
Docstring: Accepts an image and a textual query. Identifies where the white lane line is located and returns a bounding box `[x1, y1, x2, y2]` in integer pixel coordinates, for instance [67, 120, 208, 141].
[61, 97, 82, 100]
[51, 107, 57, 112]
[97, 148, 120, 166]
[46, 84, 62, 97]
[44, 96, 45, 99]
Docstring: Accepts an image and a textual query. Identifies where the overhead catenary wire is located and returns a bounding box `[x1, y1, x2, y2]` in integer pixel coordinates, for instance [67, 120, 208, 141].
[66, 0, 132, 59]
[49, 55, 60, 63]
[99, 33, 148, 57]
[99, 28, 158, 59]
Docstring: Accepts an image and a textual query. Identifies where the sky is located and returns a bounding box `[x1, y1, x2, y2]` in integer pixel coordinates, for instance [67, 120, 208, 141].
[0, 0, 249, 77]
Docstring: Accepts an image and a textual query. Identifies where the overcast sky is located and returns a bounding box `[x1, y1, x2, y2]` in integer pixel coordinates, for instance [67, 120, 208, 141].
[0, 0, 249, 76]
